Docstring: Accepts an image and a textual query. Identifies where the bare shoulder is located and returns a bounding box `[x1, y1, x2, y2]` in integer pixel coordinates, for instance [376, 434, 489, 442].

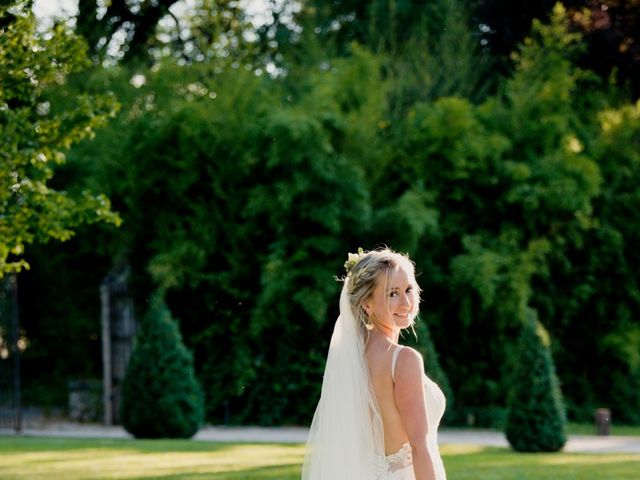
[395, 346, 424, 381]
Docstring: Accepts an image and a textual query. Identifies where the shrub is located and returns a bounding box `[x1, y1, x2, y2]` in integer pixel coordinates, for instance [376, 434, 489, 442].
[505, 308, 567, 452]
[121, 294, 204, 438]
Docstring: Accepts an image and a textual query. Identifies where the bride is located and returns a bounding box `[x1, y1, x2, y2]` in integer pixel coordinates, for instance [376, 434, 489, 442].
[302, 248, 447, 480]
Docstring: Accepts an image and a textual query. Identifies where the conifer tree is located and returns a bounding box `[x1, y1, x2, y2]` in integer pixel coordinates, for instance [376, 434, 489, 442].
[505, 308, 567, 452]
[121, 294, 204, 438]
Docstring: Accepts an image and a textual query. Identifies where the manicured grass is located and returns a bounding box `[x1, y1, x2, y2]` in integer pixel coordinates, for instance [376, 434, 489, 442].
[0, 437, 302, 480]
[446, 423, 640, 437]
[444, 444, 640, 479]
[0, 436, 639, 479]
[567, 422, 640, 437]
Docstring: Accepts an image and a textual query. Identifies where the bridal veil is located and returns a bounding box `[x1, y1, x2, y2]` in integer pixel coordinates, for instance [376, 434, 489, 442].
[302, 282, 386, 480]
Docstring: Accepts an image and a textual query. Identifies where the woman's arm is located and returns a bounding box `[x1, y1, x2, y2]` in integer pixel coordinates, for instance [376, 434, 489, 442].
[393, 347, 437, 480]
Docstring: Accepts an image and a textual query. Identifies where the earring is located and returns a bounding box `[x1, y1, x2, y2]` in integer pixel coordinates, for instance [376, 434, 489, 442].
[364, 309, 374, 330]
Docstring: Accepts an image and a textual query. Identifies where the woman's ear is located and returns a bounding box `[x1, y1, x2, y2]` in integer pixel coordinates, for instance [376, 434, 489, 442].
[363, 303, 371, 316]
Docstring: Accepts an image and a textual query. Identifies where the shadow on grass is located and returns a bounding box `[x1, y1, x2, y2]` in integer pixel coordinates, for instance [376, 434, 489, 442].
[150, 463, 302, 480]
[0, 435, 242, 453]
[0, 435, 297, 453]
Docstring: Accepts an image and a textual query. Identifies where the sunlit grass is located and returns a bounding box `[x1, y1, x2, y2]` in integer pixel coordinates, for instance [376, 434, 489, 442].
[0, 436, 639, 479]
[441, 444, 640, 479]
[0, 437, 304, 480]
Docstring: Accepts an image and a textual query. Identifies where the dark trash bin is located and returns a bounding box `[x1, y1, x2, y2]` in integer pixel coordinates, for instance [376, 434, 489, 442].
[594, 408, 611, 436]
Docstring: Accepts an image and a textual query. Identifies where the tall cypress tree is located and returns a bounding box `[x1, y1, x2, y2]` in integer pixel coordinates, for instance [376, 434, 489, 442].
[121, 294, 204, 438]
[505, 308, 567, 452]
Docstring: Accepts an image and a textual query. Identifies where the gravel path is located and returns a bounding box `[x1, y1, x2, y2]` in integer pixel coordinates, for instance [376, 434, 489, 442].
[1, 423, 639, 453]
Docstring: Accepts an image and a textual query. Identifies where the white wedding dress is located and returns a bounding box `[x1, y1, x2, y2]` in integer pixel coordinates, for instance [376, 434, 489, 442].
[383, 346, 447, 480]
[302, 283, 447, 480]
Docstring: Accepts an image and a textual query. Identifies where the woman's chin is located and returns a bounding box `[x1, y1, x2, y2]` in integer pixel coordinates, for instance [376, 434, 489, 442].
[394, 317, 412, 329]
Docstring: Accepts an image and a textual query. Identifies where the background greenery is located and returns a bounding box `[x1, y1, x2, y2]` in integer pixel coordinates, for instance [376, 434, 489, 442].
[5, 0, 640, 429]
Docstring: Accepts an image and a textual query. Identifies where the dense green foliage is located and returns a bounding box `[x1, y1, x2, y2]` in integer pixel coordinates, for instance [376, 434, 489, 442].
[62, 61, 374, 424]
[297, 0, 640, 100]
[0, 1, 120, 277]
[14, 2, 640, 429]
[121, 295, 204, 438]
[544, 98, 640, 424]
[505, 309, 567, 452]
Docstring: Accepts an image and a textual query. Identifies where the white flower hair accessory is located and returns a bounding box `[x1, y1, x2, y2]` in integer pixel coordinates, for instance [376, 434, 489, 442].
[343, 247, 365, 275]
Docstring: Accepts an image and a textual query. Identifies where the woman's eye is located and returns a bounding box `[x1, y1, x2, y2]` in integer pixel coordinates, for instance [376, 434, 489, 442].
[389, 291, 397, 298]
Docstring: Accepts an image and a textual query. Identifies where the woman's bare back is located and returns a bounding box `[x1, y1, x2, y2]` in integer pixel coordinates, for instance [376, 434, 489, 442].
[365, 334, 411, 455]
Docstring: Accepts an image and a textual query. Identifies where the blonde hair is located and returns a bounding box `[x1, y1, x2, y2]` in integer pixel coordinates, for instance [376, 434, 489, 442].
[344, 248, 421, 335]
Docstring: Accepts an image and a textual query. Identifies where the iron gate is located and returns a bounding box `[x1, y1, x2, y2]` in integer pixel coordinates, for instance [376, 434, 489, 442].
[0, 274, 21, 432]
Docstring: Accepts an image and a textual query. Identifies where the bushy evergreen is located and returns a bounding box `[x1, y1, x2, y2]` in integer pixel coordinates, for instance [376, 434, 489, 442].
[505, 308, 567, 452]
[121, 294, 204, 438]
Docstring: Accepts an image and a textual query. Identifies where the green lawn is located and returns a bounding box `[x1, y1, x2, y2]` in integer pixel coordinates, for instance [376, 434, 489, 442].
[445, 423, 640, 437]
[567, 422, 640, 437]
[0, 436, 639, 479]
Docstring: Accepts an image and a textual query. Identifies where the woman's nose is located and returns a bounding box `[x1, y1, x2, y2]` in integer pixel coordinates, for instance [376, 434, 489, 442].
[401, 293, 411, 307]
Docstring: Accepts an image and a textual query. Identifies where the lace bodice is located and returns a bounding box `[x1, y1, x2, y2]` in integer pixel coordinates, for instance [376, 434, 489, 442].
[385, 442, 413, 472]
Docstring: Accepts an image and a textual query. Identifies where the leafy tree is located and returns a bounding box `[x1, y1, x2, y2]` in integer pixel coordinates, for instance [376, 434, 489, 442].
[16, 0, 640, 428]
[98, 67, 273, 423]
[152, 0, 257, 67]
[300, 0, 640, 101]
[121, 294, 204, 438]
[298, 0, 462, 53]
[505, 308, 567, 452]
[472, 0, 640, 99]
[469, 0, 557, 73]
[242, 109, 372, 424]
[381, 4, 602, 418]
[287, 0, 492, 108]
[75, 0, 257, 66]
[76, 0, 179, 63]
[538, 96, 640, 423]
[0, 0, 119, 277]
[570, 0, 640, 99]
[591, 101, 640, 423]
[57, 58, 377, 424]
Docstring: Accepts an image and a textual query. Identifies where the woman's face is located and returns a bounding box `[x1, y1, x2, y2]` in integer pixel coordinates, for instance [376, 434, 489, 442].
[364, 265, 417, 330]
